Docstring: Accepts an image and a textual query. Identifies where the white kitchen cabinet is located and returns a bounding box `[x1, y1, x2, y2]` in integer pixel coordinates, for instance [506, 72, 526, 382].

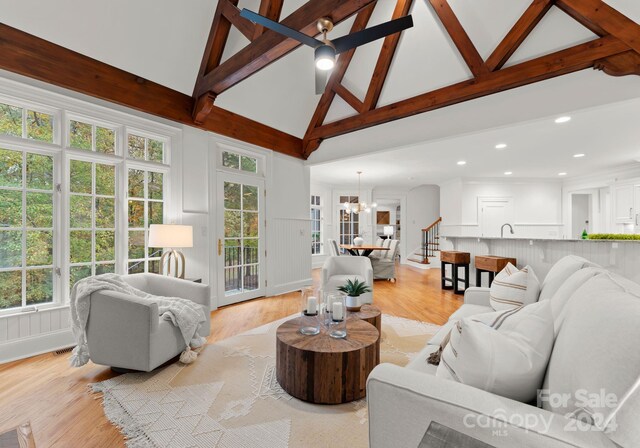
[614, 184, 634, 224]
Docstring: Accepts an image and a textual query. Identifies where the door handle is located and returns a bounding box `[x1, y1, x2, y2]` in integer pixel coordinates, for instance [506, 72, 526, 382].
[218, 239, 222, 256]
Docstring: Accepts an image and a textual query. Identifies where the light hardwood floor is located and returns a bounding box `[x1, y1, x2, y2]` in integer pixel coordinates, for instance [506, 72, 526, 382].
[0, 264, 461, 447]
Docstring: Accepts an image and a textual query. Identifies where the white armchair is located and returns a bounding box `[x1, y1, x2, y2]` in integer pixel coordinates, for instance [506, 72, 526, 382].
[321, 256, 374, 303]
[86, 273, 210, 372]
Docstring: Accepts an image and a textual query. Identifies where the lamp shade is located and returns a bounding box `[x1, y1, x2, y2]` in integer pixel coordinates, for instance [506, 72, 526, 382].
[148, 224, 193, 248]
[383, 226, 394, 236]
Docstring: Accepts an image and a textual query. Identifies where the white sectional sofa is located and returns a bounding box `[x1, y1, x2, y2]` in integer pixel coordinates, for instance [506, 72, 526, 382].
[367, 256, 640, 448]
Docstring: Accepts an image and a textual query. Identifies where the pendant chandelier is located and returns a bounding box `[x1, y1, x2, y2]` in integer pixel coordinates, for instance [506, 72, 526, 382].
[343, 171, 377, 214]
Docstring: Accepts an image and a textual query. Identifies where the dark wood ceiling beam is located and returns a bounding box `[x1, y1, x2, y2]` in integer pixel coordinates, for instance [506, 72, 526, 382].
[556, 0, 640, 53]
[306, 36, 629, 145]
[194, 0, 377, 97]
[220, 0, 258, 42]
[594, 50, 640, 76]
[253, 0, 285, 39]
[302, 3, 376, 158]
[363, 0, 414, 111]
[334, 83, 366, 113]
[196, 0, 237, 83]
[0, 23, 303, 158]
[485, 0, 555, 71]
[428, 0, 489, 77]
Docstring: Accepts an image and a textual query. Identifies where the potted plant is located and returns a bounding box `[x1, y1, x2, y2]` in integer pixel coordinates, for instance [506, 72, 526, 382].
[337, 278, 372, 311]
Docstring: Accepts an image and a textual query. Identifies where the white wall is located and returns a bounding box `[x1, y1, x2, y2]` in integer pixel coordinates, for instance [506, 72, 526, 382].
[440, 178, 563, 238]
[406, 185, 440, 255]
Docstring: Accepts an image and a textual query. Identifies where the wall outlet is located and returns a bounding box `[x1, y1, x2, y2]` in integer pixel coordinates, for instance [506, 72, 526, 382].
[612, 242, 619, 249]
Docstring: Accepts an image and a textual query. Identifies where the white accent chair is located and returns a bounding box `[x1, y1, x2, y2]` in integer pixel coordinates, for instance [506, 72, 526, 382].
[367, 256, 640, 448]
[86, 273, 210, 372]
[321, 256, 374, 304]
[370, 239, 399, 280]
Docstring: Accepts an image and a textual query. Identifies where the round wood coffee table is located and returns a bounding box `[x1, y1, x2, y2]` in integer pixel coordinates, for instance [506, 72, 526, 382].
[348, 305, 382, 364]
[276, 317, 379, 404]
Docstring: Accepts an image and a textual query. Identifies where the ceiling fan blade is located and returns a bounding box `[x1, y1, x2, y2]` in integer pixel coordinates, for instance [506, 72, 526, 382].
[332, 15, 414, 54]
[315, 67, 329, 95]
[240, 9, 324, 48]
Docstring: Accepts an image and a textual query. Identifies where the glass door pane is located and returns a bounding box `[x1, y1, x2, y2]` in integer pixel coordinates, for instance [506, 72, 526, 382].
[219, 174, 264, 305]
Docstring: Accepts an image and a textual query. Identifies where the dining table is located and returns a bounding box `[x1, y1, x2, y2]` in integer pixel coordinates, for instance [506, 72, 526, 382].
[340, 244, 390, 257]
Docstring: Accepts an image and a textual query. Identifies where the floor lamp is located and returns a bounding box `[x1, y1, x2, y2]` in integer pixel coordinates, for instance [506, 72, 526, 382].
[148, 224, 193, 279]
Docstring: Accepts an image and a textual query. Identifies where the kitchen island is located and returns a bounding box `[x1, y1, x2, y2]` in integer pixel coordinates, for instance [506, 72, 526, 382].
[439, 235, 640, 285]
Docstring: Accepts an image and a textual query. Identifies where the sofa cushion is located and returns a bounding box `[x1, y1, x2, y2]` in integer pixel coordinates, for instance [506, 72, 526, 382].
[489, 263, 540, 311]
[539, 255, 598, 302]
[436, 301, 554, 403]
[542, 272, 640, 445]
[548, 266, 604, 336]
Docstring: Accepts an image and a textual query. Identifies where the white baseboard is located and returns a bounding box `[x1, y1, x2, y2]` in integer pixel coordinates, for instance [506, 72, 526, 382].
[0, 329, 75, 364]
[268, 278, 313, 297]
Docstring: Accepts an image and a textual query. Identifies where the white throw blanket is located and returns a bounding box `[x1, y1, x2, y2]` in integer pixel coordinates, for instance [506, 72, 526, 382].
[69, 274, 207, 367]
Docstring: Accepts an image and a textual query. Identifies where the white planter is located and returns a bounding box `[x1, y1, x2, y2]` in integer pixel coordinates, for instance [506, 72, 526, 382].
[353, 236, 364, 246]
[346, 295, 360, 311]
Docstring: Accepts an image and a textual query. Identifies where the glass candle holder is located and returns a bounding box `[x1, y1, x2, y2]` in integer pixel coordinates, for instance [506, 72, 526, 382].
[300, 286, 320, 336]
[327, 293, 347, 339]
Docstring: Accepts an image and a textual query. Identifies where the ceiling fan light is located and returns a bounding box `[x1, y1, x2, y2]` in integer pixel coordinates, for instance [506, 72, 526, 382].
[315, 45, 335, 71]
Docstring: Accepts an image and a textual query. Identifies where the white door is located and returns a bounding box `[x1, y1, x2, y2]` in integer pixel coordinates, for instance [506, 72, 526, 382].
[480, 199, 514, 237]
[217, 172, 266, 306]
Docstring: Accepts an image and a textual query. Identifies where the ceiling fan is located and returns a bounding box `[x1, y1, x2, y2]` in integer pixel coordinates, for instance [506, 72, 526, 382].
[239, 8, 414, 94]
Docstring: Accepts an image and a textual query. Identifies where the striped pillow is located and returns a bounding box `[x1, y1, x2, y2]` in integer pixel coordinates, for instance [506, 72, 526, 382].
[435, 301, 554, 402]
[490, 263, 540, 311]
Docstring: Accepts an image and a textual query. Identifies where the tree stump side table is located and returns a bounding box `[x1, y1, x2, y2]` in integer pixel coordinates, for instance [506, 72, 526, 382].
[348, 304, 382, 364]
[276, 317, 379, 404]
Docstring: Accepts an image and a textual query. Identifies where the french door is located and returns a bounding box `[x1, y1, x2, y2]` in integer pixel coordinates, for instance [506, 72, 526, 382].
[217, 172, 265, 306]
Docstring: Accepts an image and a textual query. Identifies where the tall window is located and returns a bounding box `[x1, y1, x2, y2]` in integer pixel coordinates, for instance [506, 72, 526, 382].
[0, 148, 55, 310]
[339, 195, 359, 248]
[0, 89, 174, 313]
[311, 195, 322, 255]
[127, 169, 164, 274]
[68, 159, 117, 289]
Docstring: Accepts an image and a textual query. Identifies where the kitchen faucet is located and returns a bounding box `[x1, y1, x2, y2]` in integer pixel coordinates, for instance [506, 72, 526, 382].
[501, 223, 515, 238]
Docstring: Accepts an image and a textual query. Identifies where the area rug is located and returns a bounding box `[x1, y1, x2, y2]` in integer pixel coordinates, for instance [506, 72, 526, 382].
[91, 314, 441, 448]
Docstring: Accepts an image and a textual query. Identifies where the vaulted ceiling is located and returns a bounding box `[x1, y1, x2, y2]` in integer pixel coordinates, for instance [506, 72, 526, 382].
[1, 0, 640, 160]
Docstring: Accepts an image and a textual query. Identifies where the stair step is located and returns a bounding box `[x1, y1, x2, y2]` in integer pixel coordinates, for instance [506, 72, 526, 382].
[408, 256, 430, 264]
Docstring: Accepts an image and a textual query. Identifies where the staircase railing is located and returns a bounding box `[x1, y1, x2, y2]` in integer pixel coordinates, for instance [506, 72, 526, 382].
[421, 217, 442, 263]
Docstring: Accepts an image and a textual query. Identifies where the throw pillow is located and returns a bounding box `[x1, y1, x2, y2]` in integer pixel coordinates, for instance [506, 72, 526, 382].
[436, 301, 554, 403]
[490, 263, 540, 311]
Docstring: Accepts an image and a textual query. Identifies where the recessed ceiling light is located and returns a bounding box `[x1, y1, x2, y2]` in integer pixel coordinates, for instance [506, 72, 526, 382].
[558, 172, 567, 176]
[504, 171, 513, 175]
[495, 143, 507, 149]
[555, 116, 571, 124]
[573, 153, 585, 158]
[457, 160, 466, 166]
